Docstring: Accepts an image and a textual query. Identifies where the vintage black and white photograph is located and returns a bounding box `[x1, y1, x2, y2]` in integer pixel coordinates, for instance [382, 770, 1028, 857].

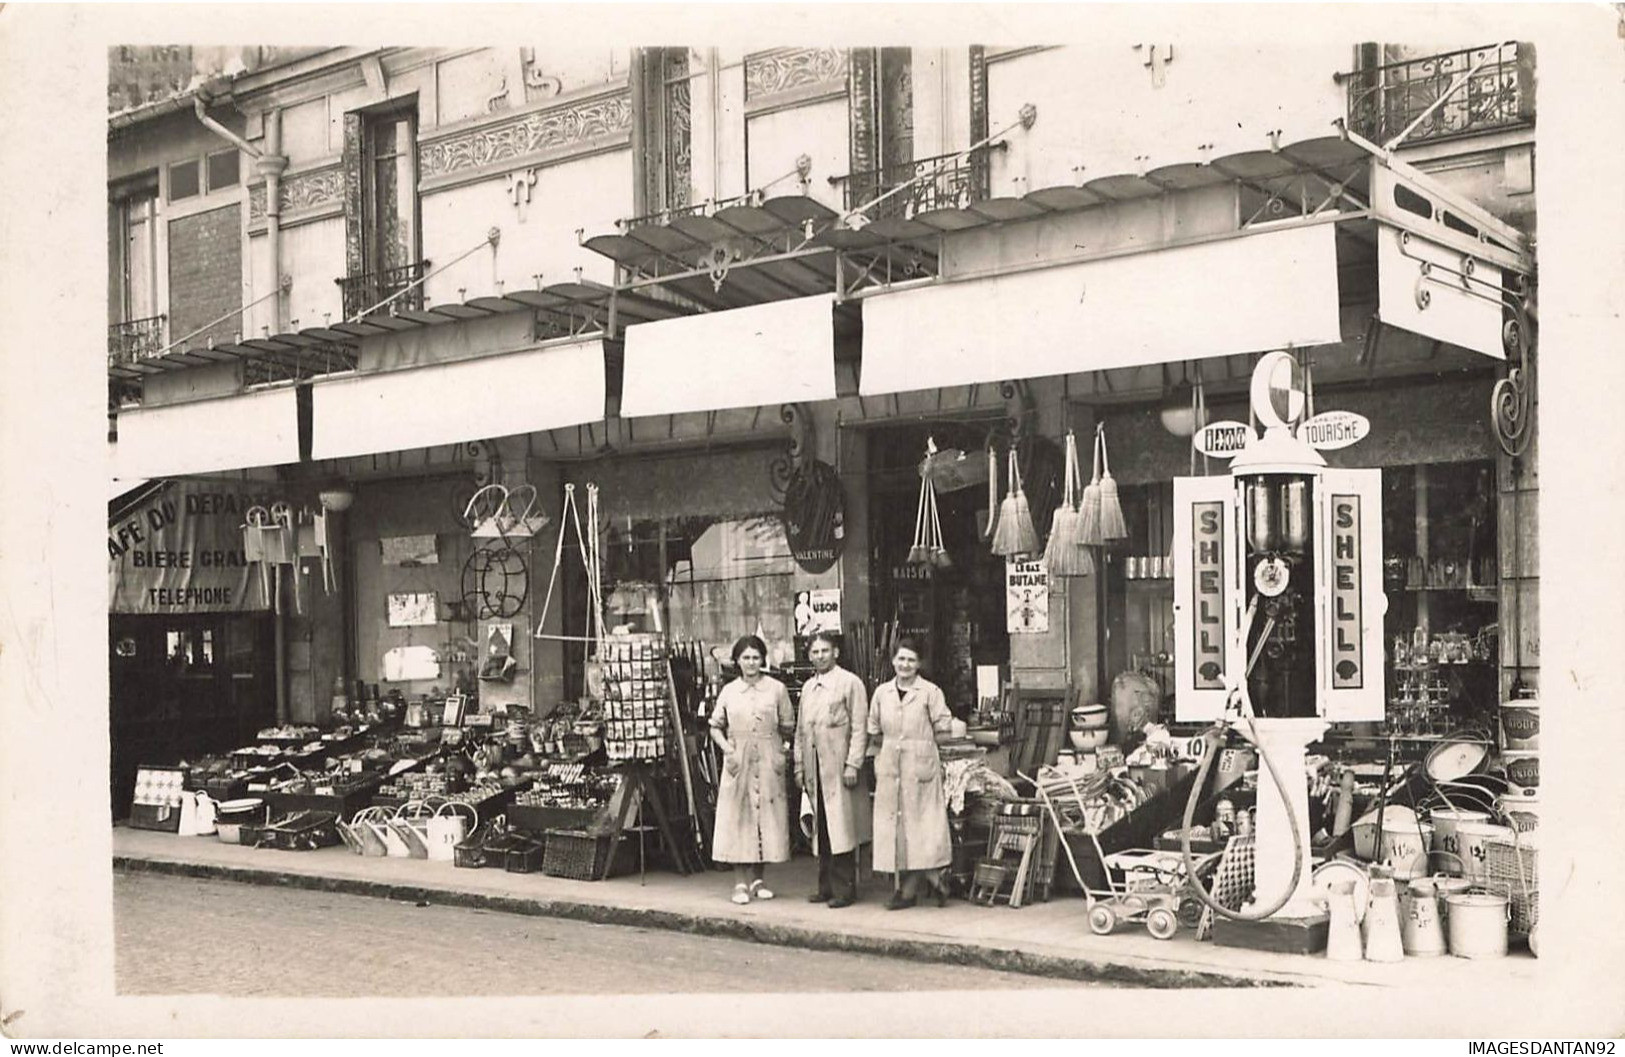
[4, 3, 1625, 1043]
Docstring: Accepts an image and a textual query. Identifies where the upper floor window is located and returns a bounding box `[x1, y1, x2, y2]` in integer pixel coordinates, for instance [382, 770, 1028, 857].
[636, 48, 694, 216]
[364, 104, 419, 276]
[110, 178, 159, 326]
[340, 99, 424, 319]
[167, 148, 241, 203]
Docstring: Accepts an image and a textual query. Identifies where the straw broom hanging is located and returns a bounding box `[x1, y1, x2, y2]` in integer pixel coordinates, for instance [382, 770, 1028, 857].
[907, 466, 931, 564]
[990, 446, 1039, 558]
[1078, 425, 1104, 547]
[1097, 422, 1129, 543]
[1044, 429, 1093, 576]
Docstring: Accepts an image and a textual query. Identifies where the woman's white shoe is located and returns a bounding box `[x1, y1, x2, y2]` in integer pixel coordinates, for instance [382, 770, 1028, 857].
[731, 884, 751, 905]
[749, 880, 775, 901]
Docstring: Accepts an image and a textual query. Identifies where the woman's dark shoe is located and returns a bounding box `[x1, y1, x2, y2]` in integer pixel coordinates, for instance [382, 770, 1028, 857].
[827, 896, 855, 909]
[808, 891, 831, 903]
[934, 885, 948, 908]
[884, 893, 917, 911]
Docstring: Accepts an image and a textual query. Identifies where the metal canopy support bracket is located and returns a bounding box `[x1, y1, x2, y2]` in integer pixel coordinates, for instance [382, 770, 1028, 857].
[1340, 121, 1532, 277]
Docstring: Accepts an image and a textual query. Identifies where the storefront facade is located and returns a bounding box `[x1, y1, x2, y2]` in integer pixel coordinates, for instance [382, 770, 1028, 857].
[107, 43, 1540, 952]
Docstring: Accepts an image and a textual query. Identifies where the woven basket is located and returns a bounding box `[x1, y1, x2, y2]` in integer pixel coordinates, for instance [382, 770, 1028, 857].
[1482, 837, 1537, 936]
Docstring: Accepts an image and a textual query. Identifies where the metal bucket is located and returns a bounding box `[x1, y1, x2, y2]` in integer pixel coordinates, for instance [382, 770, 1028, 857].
[1502, 751, 1539, 794]
[1446, 890, 1510, 959]
[1428, 808, 1490, 874]
[1499, 699, 1539, 751]
[1379, 821, 1434, 880]
[1456, 821, 1516, 885]
[1498, 791, 1540, 834]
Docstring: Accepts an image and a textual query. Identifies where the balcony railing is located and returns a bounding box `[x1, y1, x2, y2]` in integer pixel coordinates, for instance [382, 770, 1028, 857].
[1342, 42, 1533, 147]
[108, 315, 166, 366]
[336, 260, 430, 321]
[833, 144, 1003, 221]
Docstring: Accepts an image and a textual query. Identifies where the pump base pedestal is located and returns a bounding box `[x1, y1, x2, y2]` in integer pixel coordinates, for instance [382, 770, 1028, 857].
[1212, 911, 1329, 955]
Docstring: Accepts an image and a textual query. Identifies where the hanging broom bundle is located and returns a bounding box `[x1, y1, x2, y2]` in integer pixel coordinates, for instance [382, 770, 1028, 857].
[1045, 430, 1093, 576]
[1078, 425, 1104, 547]
[1097, 422, 1128, 543]
[990, 447, 1039, 559]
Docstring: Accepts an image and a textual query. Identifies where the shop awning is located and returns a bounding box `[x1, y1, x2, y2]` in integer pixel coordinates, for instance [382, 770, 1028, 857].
[112, 386, 301, 479]
[309, 336, 606, 461]
[859, 223, 1344, 397]
[619, 294, 838, 418]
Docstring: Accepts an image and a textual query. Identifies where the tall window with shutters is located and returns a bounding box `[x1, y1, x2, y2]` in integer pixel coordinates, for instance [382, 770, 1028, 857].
[108, 177, 164, 363]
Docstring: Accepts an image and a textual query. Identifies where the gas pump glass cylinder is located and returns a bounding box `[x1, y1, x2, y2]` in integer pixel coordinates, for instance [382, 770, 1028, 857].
[1245, 479, 1278, 553]
[1281, 479, 1310, 555]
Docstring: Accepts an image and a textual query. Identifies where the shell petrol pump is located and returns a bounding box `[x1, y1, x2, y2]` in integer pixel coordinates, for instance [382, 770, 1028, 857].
[1172, 351, 1385, 930]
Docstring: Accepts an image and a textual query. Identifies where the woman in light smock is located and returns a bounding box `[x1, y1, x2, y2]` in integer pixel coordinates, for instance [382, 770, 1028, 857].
[867, 637, 956, 910]
[708, 634, 795, 905]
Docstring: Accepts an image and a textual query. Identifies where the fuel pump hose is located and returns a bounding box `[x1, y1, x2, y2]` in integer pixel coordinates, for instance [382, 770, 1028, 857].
[1178, 718, 1307, 922]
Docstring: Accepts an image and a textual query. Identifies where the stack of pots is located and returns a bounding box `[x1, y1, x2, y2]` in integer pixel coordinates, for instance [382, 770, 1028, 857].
[1498, 695, 1539, 834]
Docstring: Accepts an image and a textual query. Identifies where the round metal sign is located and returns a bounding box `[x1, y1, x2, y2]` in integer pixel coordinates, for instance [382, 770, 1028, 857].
[1250, 351, 1306, 430]
[781, 460, 846, 575]
[1298, 410, 1371, 451]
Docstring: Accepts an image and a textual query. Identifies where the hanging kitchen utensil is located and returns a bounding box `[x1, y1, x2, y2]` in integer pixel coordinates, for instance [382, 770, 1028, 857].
[1078, 426, 1104, 547]
[991, 447, 1039, 558]
[927, 459, 952, 570]
[1097, 424, 1128, 543]
[271, 503, 302, 616]
[1045, 429, 1093, 576]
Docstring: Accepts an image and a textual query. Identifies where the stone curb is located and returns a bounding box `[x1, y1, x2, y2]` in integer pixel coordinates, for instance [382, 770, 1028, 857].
[115, 855, 1300, 990]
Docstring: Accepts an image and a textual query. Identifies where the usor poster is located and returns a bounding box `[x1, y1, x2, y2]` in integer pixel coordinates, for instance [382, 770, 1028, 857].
[795, 588, 842, 636]
[1006, 560, 1049, 634]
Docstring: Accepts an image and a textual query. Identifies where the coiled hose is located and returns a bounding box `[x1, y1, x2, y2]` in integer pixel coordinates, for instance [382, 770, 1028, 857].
[1178, 715, 1307, 922]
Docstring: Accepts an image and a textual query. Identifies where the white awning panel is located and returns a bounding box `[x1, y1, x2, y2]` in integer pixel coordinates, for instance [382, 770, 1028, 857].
[311, 337, 605, 461]
[620, 294, 837, 418]
[113, 387, 300, 478]
[1377, 226, 1504, 360]
[859, 224, 1344, 397]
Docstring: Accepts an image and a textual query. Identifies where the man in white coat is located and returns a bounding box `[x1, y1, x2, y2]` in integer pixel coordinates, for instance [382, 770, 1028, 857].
[793, 631, 871, 908]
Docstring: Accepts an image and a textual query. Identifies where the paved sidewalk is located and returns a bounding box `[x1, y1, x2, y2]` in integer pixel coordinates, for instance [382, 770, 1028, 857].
[113, 826, 1536, 990]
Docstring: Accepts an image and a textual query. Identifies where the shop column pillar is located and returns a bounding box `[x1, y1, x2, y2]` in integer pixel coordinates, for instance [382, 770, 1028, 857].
[1498, 409, 1539, 700]
[836, 419, 870, 634]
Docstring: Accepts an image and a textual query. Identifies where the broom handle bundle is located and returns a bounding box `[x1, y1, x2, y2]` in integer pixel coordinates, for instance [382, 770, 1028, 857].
[927, 474, 944, 550]
[1092, 424, 1104, 484]
[1008, 448, 1023, 498]
[1098, 424, 1113, 479]
[911, 470, 930, 551]
[984, 445, 999, 539]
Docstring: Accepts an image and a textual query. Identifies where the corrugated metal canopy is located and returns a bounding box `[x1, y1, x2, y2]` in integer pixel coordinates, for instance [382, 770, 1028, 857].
[583, 135, 1376, 306]
[106, 278, 677, 385]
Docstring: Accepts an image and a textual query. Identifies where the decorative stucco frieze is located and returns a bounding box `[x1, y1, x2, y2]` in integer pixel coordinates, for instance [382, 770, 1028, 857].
[247, 163, 346, 221]
[417, 90, 633, 179]
[744, 47, 849, 101]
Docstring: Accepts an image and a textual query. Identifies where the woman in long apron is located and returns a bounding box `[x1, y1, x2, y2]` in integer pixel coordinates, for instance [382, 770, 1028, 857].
[708, 635, 795, 905]
[867, 637, 956, 910]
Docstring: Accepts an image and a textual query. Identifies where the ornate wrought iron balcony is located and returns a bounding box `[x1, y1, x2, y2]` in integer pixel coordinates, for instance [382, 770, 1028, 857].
[833, 144, 1003, 221]
[1342, 42, 1533, 147]
[108, 315, 166, 366]
[336, 260, 430, 321]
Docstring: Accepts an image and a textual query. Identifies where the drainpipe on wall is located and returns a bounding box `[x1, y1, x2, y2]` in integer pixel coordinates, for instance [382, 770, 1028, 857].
[193, 94, 288, 332]
[257, 109, 288, 333]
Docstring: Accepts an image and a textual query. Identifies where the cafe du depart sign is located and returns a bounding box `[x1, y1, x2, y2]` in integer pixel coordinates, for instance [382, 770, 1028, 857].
[109, 479, 278, 614]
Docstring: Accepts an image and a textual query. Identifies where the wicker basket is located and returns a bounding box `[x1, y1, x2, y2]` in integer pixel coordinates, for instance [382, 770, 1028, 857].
[504, 838, 547, 874]
[1483, 837, 1538, 936]
[541, 829, 632, 881]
